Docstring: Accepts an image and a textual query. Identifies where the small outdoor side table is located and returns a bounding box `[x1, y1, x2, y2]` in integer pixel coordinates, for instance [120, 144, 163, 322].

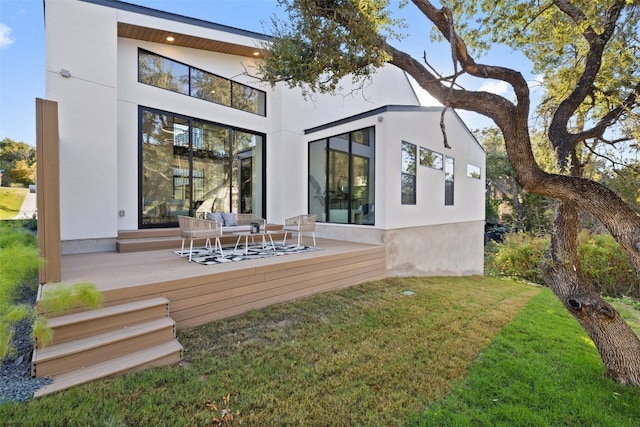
[232, 231, 277, 254]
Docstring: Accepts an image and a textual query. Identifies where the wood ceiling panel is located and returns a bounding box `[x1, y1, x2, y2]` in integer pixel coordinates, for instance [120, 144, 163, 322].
[118, 23, 265, 58]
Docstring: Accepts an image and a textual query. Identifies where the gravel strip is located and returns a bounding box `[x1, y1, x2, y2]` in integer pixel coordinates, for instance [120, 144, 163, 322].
[1, 285, 53, 403]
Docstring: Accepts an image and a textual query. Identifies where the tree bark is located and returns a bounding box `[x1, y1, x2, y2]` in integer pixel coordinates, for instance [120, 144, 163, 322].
[389, 1, 640, 385]
[542, 202, 640, 385]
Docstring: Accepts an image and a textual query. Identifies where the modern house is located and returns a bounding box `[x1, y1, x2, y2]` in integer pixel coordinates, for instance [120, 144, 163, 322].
[31, 0, 486, 396]
[42, 0, 485, 277]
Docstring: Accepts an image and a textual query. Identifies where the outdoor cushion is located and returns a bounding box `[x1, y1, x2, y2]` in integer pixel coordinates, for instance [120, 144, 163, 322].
[221, 212, 238, 226]
[220, 225, 252, 233]
[207, 212, 224, 223]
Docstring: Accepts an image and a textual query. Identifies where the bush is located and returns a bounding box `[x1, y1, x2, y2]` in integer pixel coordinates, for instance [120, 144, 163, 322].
[0, 222, 103, 358]
[486, 231, 639, 297]
[578, 231, 638, 298]
[0, 222, 39, 360]
[485, 232, 549, 284]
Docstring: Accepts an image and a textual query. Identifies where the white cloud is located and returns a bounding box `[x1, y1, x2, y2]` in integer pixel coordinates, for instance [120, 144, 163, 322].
[477, 80, 510, 96]
[0, 23, 15, 49]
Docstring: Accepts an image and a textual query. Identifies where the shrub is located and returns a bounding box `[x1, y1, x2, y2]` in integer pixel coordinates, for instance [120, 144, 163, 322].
[0, 222, 39, 360]
[485, 232, 549, 284]
[0, 222, 103, 358]
[578, 231, 638, 298]
[486, 230, 639, 298]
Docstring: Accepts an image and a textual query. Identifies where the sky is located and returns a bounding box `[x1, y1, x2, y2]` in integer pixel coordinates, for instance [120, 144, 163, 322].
[0, 0, 535, 147]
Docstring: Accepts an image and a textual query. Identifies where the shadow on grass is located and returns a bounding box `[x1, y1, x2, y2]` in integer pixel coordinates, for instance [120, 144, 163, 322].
[412, 288, 640, 427]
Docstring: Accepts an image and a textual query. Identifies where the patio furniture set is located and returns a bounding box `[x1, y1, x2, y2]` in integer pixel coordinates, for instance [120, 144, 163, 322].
[178, 213, 317, 262]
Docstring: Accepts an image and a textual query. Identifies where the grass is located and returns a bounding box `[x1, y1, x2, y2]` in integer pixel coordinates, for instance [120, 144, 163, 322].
[1, 276, 639, 426]
[0, 187, 27, 219]
[413, 289, 640, 427]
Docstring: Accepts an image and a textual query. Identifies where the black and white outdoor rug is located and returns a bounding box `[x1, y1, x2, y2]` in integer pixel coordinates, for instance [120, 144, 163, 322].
[173, 243, 321, 265]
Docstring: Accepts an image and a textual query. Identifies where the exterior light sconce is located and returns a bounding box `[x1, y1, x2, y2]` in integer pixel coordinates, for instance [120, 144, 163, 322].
[377, 116, 384, 122]
[60, 69, 71, 78]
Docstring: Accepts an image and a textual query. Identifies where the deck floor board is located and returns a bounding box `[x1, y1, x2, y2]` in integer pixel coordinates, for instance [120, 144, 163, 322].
[57, 238, 386, 329]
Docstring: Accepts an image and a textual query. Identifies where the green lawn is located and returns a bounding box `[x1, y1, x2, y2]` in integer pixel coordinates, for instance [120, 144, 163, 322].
[0, 187, 27, 219]
[1, 276, 639, 426]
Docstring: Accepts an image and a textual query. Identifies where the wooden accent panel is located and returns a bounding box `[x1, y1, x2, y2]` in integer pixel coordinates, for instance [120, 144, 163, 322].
[118, 23, 266, 58]
[35, 98, 61, 283]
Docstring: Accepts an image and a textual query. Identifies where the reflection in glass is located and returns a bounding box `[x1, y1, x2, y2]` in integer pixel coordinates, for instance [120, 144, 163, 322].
[233, 131, 263, 218]
[467, 164, 481, 179]
[192, 122, 230, 216]
[138, 51, 188, 95]
[140, 108, 264, 227]
[401, 174, 416, 205]
[308, 127, 375, 225]
[232, 82, 266, 116]
[309, 140, 327, 221]
[190, 69, 231, 106]
[141, 112, 190, 225]
[401, 141, 416, 174]
[139, 49, 266, 117]
[419, 147, 443, 170]
[445, 156, 455, 205]
[401, 141, 417, 205]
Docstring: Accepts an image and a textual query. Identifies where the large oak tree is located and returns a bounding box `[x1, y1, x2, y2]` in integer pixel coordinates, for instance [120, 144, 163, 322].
[259, 0, 640, 385]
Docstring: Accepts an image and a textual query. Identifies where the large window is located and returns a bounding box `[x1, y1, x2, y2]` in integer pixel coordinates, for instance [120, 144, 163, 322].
[401, 141, 417, 205]
[138, 49, 266, 116]
[140, 107, 265, 227]
[309, 127, 375, 225]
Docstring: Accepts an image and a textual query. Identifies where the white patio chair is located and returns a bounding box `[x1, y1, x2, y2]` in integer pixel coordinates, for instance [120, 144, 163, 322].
[282, 214, 317, 247]
[178, 215, 224, 262]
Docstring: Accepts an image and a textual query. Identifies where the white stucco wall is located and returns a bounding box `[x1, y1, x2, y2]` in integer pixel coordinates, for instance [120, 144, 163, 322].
[45, 0, 485, 276]
[115, 37, 274, 231]
[45, 0, 119, 249]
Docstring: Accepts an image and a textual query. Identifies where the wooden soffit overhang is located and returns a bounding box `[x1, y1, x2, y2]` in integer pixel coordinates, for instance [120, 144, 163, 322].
[117, 22, 266, 58]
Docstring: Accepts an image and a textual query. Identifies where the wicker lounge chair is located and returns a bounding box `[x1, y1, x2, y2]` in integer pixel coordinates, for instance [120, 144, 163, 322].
[178, 215, 224, 262]
[282, 214, 317, 247]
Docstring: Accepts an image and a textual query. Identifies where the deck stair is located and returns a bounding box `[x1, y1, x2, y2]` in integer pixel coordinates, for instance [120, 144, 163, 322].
[32, 296, 183, 397]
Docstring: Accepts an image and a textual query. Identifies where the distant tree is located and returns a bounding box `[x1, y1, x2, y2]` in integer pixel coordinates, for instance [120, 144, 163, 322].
[479, 127, 555, 233]
[0, 138, 36, 187]
[260, 0, 640, 385]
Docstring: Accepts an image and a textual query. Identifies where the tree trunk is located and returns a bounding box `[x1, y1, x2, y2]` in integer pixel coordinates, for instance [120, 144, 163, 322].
[542, 201, 640, 385]
[510, 176, 524, 230]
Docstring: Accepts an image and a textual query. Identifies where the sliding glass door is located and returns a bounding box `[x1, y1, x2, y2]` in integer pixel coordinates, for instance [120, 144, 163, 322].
[140, 107, 265, 227]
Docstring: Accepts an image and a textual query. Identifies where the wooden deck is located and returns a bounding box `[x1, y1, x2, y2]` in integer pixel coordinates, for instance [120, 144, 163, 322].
[57, 238, 387, 329]
[32, 237, 385, 395]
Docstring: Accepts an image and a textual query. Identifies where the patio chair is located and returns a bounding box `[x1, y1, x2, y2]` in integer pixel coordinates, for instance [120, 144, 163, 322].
[282, 214, 317, 247]
[178, 215, 224, 262]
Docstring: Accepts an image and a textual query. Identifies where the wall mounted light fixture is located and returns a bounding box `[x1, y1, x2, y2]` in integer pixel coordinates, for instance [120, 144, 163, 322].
[60, 69, 71, 78]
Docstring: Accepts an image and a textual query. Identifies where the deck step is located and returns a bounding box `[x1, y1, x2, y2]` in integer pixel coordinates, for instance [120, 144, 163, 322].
[32, 317, 177, 377]
[33, 340, 184, 397]
[43, 297, 170, 344]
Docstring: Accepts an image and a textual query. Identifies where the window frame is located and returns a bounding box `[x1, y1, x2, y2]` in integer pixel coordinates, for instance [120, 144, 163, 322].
[138, 48, 266, 117]
[401, 141, 417, 205]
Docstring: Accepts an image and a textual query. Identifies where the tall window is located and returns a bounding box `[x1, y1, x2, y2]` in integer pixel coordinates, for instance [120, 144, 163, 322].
[138, 49, 266, 116]
[445, 156, 455, 205]
[309, 127, 375, 225]
[401, 141, 417, 205]
[139, 107, 265, 227]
